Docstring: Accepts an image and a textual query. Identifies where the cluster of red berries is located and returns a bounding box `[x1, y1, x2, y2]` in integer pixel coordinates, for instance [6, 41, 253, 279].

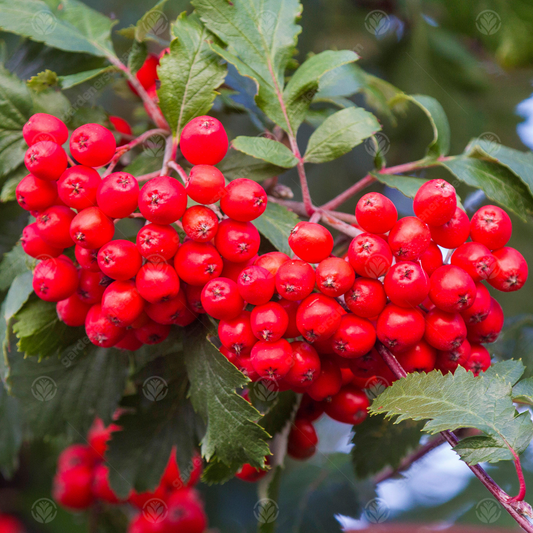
[52, 417, 206, 533]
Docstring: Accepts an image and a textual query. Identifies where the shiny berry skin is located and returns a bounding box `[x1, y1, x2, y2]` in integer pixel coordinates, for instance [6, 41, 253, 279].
[306, 357, 342, 401]
[460, 282, 491, 325]
[376, 304, 425, 354]
[130, 54, 159, 94]
[57, 294, 91, 327]
[429, 265, 476, 313]
[275, 259, 315, 301]
[315, 257, 355, 298]
[237, 353, 260, 381]
[21, 222, 63, 259]
[145, 290, 197, 326]
[296, 394, 325, 422]
[325, 385, 369, 425]
[136, 223, 180, 263]
[348, 233, 392, 278]
[488, 247, 528, 292]
[96, 172, 139, 218]
[109, 115, 132, 143]
[255, 251, 290, 276]
[182, 205, 219, 242]
[57, 165, 101, 210]
[350, 347, 393, 388]
[97, 240, 142, 280]
[284, 341, 321, 388]
[37, 205, 75, 248]
[53, 466, 94, 510]
[235, 463, 268, 482]
[85, 304, 126, 347]
[451, 242, 496, 282]
[345, 277, 387, 318]
[16, 173, 57, 211]
[218, 311, 256, 355]
[221, 256, 257, 283]
[77, 270, 109, 305]
[388, 217, 431, 261]
[467, 298, 504, 344]
[70, 207, 115, 249]
[429, 207, 470, 250]
[136, 263, 180, 304]
[277, 298, 300, 338]
[220, 178, 267, 222]
[296, 293, 344, 343]
[70, 123, 116, 167]
[287, 419, 318, 459]
[201, 277, 244, 320]
[332, 314, 376, 358]
[215, 219, 260, 263]
[139, 176, 187, 224]
[413, 179, 457, 226]
[115, 330, 144, 351]
[424, 308, 467, 351]
[186, 165, 226, 204]
[75, 246, 100, 271]
[174, 240, 223, 286]
[33, 257, 78, 302]
[396, 340, 437, 373]
[288, 222, 333, 264]
[466, 344, 491, 376]
[101, 280, 145, 327]
[250, 338, 294, 379]
[184, 284, 205, 314]
[24, 141, 67, 181]
[237, 265, 275, 305]
[470, 205, 512, 250]
[23, 113, 68, 146]
[135, 319, 171, 344]
[180, 115, 228, 165]
[384, 261, 429, 308]
[355, 192, 397, 233]
[436, 339, 471, 374]
[419, 241, 444, 277]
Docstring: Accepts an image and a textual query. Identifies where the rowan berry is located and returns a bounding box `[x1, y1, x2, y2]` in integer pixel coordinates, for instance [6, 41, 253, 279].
[296, 293, 344, 343]
[115, 330, 144, 351]
[16, 173, 57, 212]
[184, 284, 205, 314]
[315, 257, 355, 298]
[174, 240, 223, 286]
[23, 113, 68, 146]
[186, 165, 226, 204]
[436, 339, 471, 374]
[145, 290, 197, 327]
[376, 304, 425, 354]
[180, 115, 228, 165]
[201, 277, 244, 320]
[236, 353, 260, 382]
[419, 240, 444, 277]
[218, 311, 257, 355]
[388, 216, 431, 260]
[136, 223, 180, 263]
[24, 141, 67, 181]
[284, 341, 321, 388]
[165, 488, 207, 533]
[87, 418, 119, 458]
[74, 246, 99, 272]
[296, 394, 325, 422]
[489, 247, 528, 292]
[77, 270, 109, 305]
[85, 304, 126, 348]
[287, 419, 318, 459]
[429, 265, 476, 313]
[306, 357, 342, 401]
[97, 172, 139, 218]
[428, 207, 470, 250]
[57, 294, 92, 327]
[92, 464, 121, 504]
[237, 265, 275, 305]
[57, 444, 96, 472]
[53, 466, 94, 510]
[36, 205, 76, 248]
[220, 255, 257, 283]
[57, 165, 101, 210]
[277, 298, 301, 338]
[33, 257, 78, 302]
[101, 280, 145, 327]
[138, 176, 187, 224]
[70, 124, 116, 167]
[254, 251, 290, 276]
[70, 207, 115, 249]
[348, 233, 392, 278]
[355, 192, 398, 233]
[134, 319, 171, 345]
[331, 314, 376, 358]
[250, 338, 294, 380]
[214, 219, 260, 263]
[396, 340, 436, 373]
[413, 179, 457, 226]
[182, 205, 219, 242]
[424, 308, 467, 351]
[344, 277, 387, 318]
[467, 298, 504, 344]
[21, 222, 63, 259]
[384, 261, 429, 308]
[136, 262, 180, 304]
[235, 463, 268, 483]
[108, 115, 132, 143]
[97, 240, 142, 281]
[466, 344, 491, 376]
[275, 259, 315, 301]
[129, 54, 159, 94]
[451, 242, 496, 282]
[470, 205, 512, 250]
[220, 178, 268, 221]
[289, 222, 334, 264]
[460, 282, 491, 325]
[325, 385, 369, 425]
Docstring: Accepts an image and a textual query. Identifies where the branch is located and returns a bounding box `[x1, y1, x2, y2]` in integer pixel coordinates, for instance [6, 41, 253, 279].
[160, 135, 175, 176]
[168, 161, 188, 185]
[136, 170, 161, 182]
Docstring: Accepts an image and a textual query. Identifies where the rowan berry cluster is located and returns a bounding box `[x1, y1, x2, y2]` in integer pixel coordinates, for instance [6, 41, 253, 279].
[52, 417, 206, 533]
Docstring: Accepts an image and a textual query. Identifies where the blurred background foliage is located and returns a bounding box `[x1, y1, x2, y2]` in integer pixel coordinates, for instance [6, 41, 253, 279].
[2, 0, 533, 531]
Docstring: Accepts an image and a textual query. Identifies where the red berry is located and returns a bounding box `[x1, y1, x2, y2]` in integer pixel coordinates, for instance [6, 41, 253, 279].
[275, 259, 315, 301]
[255, 251, 290, 276]
[296, 293, 344, 343]
[376, 304, 425, 354]
[85, 304, 126, 347]
[134, 319, 171, 344]
[33, 257, 78, 302]
[75, 246, 100, 271]
[467, 298, 504, 344]
[315, 257, 355, 298]
[355, 192, 397, 233]
[284, 341, 321, 388]
[413, 179, 457, 226]
[460, 282, 491, 325]
[92, 464, 121, 504]
[436, 339, 471, 374]
[109, 115, 132, 140]
[220, 178, 267, 222]
[184, 284, 206, 314]
[451, 242, 496, 282]
[296, 394, 325, 422]
[57, 165, 101, 210]
[287, 419, 318, 459]
[306, 357, 342, 401]
[162, 451, 202, 490]
[16, 173, 57, 211]
[186, 165, 226, 204]
[237, 353, 260, 381]
[331, 314, 376, 358]
[139, 176, 187, 224]
[277, 298, 301, 338]
[201, 277, 244, 320]
[214, 219, 260, 263]
[424, 308, 467, 351]
[221, 255, 257, 283]
[25, 141, 67, 180]
[70, 123, 116, 167]
[88, 418, 118, 458]
[396, 340, 436, 373]
[23, 113, 68, 146]
[345, 277, 387, 318]
[145, 290, 197, 326]
[57, 444, 96, 472]
[174, 240, 223, 286]
[70, 207, 115, 249]
[218, 311, 256, 355]
[489, 247, 528, 292]
[53, 466, 94, 510]
[77, 270, 109, 305]
[419, 240, 444, 276]
[21, 222, 63, 259]
[348, 233, 392, 278]
[101, 280, 145, 327]
[180, 115, 228, 165]
[136, 263, 180, 304]
[325, 385, 369, 425]
[37, 205, 76, 248]
[165, 488, 207, 533]
[350, 348, 393, 388]
[289, 222, 334, 264]
[136, 223, 180, 263]
[97, 172, 139, 218]
[237, 265, 275, 305]
[235, 463, 268, 482]
[384, 261, 429, 308]
[388, 217, 431, 261]
[115, 330, 144, 351]
[57, 294, 92, 327]
[97, 240, 142, 280]
[251, 338, 294, 379]
[429, 265, 476, 313]
[130, 54, 159, 93]
[470, 205, 512, 250]
[182, 205, 219, 242]
[429, 207, 470, 250]
[466, 344, 491, 376]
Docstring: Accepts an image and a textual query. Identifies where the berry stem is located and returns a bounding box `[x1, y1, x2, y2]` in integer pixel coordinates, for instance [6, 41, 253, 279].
[160, 135, 174, 176]
[321, 212, 363, 238]
[168, 161, 189, 185]
[136, 170, 162, 182]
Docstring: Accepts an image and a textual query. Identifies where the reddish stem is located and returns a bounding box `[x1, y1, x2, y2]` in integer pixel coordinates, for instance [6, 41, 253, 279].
[168, 161, 188, 184]
[136, 170, 162, 182]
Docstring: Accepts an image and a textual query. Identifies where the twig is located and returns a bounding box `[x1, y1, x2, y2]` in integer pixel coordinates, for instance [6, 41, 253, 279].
[309, 211, 322, 224]
[322, 210, 359, 225]
[160, 135, 175, 176]
[168, 161, 189, 185]
[136, 171, 161, 182]
[321, 212, 363, 238]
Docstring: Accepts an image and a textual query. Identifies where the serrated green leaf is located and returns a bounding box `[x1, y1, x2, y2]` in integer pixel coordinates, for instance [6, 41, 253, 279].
[231, 136, 298, 168]
[0, 380, 22, 478]
[58, 66, 115, 89]
[304, 107, 380, 163]
[158, 12, 226, 138]
[4, 272, 33, 321]
[351, 415, 424, 478]
[390, 94, 450, 158]
[314, 62, 365, 100]
[201, 457, 240, 485]
[253, 201, 300, 256]
[512, 378, 533, 405]
[27, 69, 58, 92]
[0, 245, 30, 292]
[440, 156, 533, 221]
[183, 320, 270, 468]
[483, 359, 524, 386]
[258, 390, 297, 436]
[127, 40, 148, 74]
[0, 0, 117, 57]
[370, 366, 533, 465]
[133, 0, 170, 42]
[0, 166, 26, 203]
[216, 148, 284, 182]
[371, 173, 429, 198]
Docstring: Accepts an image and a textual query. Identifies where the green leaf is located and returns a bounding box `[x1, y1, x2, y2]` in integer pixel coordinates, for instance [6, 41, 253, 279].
[258, 390, 297, 436]
[283, 50, 359, 131]
[201, 457, 241, 485]
[4, 272, 33, 321]
[0, 380, 22, 478]
[492, 315, 533, 378]
[58, 66, 115, 90]
[253, 202, 300, 256]
[0, 245, 30, 292]
[133, 0, 170, 42]
[0, 166, 27, 203]
[157, 12, 226, 138]
[231, 136, 298, 168]
[183, 320, 270, 468]
[304, 107, 380, 164]
[390, 94, 450, 158]
[27, 69, 58, 92]
[123, 149, 164, 176]
[216, 148, 284, 182]
[0, 0, 117, 57]
[193, 0, 302, 131]
[512, 378, 533, 405]
[440, 156, 533, 221]
[371, 173, 429, 199]
[483, 359, 525, 387]
[127, 40, 148, 74]
[351, 415, 424, 478]
[370, 366, 533, 465]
